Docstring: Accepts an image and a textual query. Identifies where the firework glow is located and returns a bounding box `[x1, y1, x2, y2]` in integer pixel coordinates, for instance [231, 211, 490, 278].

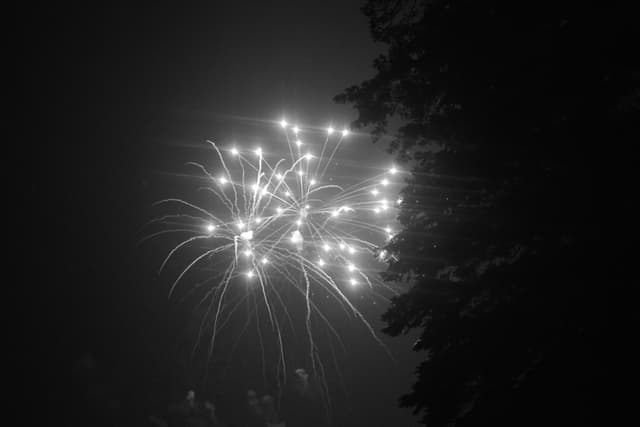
[143, 118, 401, 398]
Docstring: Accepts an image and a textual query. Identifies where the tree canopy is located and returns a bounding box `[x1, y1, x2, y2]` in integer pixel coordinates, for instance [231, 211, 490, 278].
[337, 1, 635, 425]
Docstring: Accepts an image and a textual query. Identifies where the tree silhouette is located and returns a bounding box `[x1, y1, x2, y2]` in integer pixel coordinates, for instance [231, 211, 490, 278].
[337, 1, 635, 425]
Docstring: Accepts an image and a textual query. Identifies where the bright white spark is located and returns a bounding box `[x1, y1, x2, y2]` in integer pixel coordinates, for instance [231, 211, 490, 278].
[291, 230, 302, 243]
[280, 119, 288, 128]
[327, 126, 334, 135]
[342, 128, 349, 137]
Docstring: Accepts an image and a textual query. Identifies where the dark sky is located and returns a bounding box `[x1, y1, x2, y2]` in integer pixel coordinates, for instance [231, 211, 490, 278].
[22, 2, 421, 426]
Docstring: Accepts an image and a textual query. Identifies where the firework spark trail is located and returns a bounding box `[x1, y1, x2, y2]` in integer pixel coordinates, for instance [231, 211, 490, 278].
[144, 118, 402, 403]
[314, 132, 332, 177]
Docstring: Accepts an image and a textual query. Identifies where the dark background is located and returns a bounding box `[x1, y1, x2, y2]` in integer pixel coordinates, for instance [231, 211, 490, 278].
[19, 2, 422, 426]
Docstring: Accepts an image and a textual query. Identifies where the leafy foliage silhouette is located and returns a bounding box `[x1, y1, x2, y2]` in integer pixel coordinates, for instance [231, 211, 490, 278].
[337, 1, 635, 425]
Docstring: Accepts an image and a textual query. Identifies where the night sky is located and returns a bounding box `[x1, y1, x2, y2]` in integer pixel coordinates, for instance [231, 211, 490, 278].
[22, 2, 422, 426]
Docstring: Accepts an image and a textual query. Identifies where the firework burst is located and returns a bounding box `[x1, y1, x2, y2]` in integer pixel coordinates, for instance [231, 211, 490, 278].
[143, 118, 401, 403]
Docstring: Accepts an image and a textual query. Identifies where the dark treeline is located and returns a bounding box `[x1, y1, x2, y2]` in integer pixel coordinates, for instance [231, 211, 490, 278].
[336, 1, 634, 426]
